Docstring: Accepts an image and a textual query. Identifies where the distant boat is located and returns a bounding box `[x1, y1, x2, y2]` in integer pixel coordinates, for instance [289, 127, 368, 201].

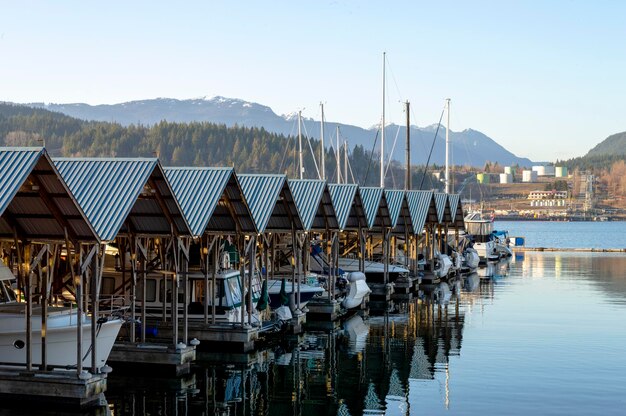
[464, 212, 501, 262]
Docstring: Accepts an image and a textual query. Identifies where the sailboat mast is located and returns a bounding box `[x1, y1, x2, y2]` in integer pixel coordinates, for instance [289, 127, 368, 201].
[344, 141, 348, 184]
[380, 52, 386, 188]
[336, 125, 341, 183]
[298, 110, 304, 179]
[320, 103, 325, 181]
[405, 100, 410, 190]
[445, 98, 451, 193]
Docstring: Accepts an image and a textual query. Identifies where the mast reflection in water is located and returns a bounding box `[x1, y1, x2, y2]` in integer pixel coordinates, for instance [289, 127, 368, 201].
[9, 252, 626, 415]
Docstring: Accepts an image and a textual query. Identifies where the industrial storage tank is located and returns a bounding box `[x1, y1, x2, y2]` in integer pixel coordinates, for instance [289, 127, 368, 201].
[555, 166, 568, 177]
[522, 170, 538, 182]
[532, 165, 555, 176]
[476, 173, 490, 184]
[504, 166, 513, 174]
[499, 173, 513, 184]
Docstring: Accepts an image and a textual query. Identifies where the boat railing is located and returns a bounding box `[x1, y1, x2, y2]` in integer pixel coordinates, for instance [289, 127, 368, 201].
[86, 294, 129, 318]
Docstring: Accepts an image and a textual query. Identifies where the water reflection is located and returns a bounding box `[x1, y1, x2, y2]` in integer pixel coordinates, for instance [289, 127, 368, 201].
[15, 252, 626, 415]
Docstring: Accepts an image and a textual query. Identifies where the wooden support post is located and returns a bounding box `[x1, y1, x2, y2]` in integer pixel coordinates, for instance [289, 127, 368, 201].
[203, 236, 209, 325]
[212, 236, 218, 325]
[129, 238, 137, 343]
[182, 237, 189, 345]
[140, 239, 146, 343]
[24, 243, 32, 372]
[296, 234, 301, 311]
[172, 237, 179, 346]
[383, 229, 389, 285]
[40, 245, 49, 371]
[239, 235, 245, 327]
[91, 244, 99, 373]
[247, 236, 255, 324]
[76, 245, 84, 375]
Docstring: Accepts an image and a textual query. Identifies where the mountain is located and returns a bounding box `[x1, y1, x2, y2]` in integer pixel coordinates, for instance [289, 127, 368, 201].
[561, 131, 626, 172]
[0, 102, 442, 188]
[28, 97, 533, 167]
[586, 131, 626, 158]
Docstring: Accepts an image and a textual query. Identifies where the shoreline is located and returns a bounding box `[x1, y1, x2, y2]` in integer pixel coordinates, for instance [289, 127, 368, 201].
[513, 247, 626, 253]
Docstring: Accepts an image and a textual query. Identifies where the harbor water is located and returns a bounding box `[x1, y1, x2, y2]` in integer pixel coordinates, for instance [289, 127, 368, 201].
[11, 249, 624, 415]
[495, 220, 626, 249]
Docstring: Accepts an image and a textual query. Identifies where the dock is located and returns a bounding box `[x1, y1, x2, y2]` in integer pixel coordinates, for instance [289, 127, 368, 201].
[108, 342, 196, 376]
[0, 148, 471, 409]
[0, 369, 107, 408]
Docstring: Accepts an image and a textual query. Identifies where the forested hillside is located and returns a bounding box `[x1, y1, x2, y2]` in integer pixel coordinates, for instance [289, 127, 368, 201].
[562, 131, 626, 172]
[0, 103, 438, 189]
[587, 131, 626, 157]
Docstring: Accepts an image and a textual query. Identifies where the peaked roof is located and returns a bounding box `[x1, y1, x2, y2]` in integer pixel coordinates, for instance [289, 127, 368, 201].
[288, 179, 338, 231]
[0, 148, 98, 242]
[385, 190, 405, 229]
[55, 158, 190, 241]
[359, 187, 391, 230]
[165, 167, 255, 236]
[327, 183, 366, 231]
[447, 194, 464, 229]
[434, 192, 453, 224]
[406, 190, 437, 233]
[385, 190, 413, 234]
[237, 174, 302, 233]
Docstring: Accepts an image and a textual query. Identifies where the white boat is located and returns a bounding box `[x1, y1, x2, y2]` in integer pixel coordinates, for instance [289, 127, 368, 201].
[307, 250, 373, 309]
[0, 272, 123, 369]
[310, 252, 409, 283]
[464, 212, 501, 262]
[491, 230, 513, 258]
[342, 271, 371, 309]
[433, 252, 453, 279]
[103, 268, 262, 326]
[463, 247, 480, 271]
[265, 278, 324, 310]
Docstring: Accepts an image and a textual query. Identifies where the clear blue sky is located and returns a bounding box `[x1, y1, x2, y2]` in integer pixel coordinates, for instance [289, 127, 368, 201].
[1, 1, 625, 161]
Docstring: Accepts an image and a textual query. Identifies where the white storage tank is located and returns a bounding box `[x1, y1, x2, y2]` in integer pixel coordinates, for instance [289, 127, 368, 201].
[499, 173, 513, 184]
[522, 170, 538, 182]
[504, 166, 513, 175]
[555, 166, 568, 178]
[532, 165, 555, 176]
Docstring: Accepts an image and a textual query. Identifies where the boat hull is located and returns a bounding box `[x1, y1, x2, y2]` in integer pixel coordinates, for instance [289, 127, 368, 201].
[0, 318, 123, 368]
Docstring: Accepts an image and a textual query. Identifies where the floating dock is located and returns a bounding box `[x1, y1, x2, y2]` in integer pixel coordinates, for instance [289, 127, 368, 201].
[0, 368, 107, 408]
[108, 342, 196, 376]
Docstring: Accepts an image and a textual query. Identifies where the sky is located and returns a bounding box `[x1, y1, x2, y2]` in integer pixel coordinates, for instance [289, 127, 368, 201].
[1, 1, 625, 162]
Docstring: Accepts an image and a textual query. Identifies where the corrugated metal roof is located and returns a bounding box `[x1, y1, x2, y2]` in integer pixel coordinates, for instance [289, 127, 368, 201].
[288, 179, 338, 231]
[406, 190, 434, 233]
[165, 167, 254, 236]
[55, 158, 190, 241]
[0, 148, 98, 242]
[238, 174, 302, 233]
[0, 148, 43, 216]
[359, 187, 391, 230]
[328, 183, 365, 231]
[385, 190, 405, 229]
[447, 193, 464, 229]
[434, 192, 452, 224]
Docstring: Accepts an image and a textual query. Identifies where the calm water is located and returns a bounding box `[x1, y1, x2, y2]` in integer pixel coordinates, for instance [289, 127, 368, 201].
[495, 220, 626, 249]
[105, 252, 626, 415]
[5, 252, 626, 415]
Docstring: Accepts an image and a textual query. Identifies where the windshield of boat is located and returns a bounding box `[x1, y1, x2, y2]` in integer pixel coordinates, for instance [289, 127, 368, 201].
[0, 279, 16, 303]
[226, 276, 242, 306]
